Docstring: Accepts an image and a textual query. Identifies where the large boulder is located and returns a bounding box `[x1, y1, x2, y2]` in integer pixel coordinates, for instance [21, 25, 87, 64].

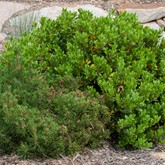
[0, 1, 30, 31]
[10, 4, 108, 26]
[8, 4, 108, 37]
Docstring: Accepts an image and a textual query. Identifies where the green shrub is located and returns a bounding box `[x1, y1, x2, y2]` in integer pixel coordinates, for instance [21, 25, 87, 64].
[0, 54, 49, 109]
[0, 91, 65, 158]
[0, 9, 165, 158]
[0, 89, 111, 158]
[50, 90, 110, 154]
[0, 30, 111, 157]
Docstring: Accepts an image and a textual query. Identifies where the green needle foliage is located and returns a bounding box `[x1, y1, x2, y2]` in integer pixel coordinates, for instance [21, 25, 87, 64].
[0, 9, 165, 158]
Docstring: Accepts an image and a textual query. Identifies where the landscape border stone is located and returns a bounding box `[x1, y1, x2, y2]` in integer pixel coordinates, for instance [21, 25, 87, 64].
[117, 2, 165, 23]
[0, 1, 30, 32]
[126, 7, 165, 23]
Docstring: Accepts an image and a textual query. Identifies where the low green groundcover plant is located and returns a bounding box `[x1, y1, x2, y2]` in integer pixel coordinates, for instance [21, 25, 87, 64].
[0, 9, 164, 158]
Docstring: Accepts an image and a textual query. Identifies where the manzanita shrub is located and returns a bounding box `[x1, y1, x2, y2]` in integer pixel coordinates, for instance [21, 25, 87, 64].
[0, 9, 165, 158]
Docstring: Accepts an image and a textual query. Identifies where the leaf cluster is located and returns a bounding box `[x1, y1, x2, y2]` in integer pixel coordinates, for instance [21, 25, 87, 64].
[0, 9, 165, 158]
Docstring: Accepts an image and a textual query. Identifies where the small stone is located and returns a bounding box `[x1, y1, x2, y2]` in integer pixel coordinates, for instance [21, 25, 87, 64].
[130, 157, 136, 160]
[122, 156, 128, 160]
[156, 19, 165, 28]
[0, 33, 7, 42]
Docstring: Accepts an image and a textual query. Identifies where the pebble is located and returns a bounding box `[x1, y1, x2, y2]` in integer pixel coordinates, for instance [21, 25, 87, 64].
[122, 156, 128, 160]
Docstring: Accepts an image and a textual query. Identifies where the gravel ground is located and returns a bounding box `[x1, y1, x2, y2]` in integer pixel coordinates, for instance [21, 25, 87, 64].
[0, 141, 165, 165]
[1, 0, 165, 164]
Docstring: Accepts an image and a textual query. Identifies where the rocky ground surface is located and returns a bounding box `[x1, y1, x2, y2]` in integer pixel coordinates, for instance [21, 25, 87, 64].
[0, 0, 165, 164]
[0, 141, 165, 165]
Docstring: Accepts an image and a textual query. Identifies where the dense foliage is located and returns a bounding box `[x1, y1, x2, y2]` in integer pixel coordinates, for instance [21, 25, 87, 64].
[0, 9, 165, 158]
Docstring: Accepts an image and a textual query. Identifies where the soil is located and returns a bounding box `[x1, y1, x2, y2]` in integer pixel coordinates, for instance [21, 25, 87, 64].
[0, 0, 165, 164]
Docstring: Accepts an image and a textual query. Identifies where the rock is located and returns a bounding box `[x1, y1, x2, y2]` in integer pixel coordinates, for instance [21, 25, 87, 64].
[143, 22, 161, 30]
[126, 7, 165, 23]
[65, 4, 108, 17]
[9, 9, 43, 36]
[156, 19, 165, 28]
[0, 1, 30, 31]
[10, 4, 108, 28]
[32, 6, 63, 21]
[8, 4, 108, 37]
[122, 156, 128, 160]
[0, 33, 7, 42]
[9, 4, 108, 37]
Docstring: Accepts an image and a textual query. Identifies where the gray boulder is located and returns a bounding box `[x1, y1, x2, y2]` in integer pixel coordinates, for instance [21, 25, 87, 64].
[10, 4, 108, 25]
[9, 4, 108, 37]
[143, 22, 161, 30]
[126, 7, 165, 23]
[156, 19, 165, 28]
[0, 1, 30, 31]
